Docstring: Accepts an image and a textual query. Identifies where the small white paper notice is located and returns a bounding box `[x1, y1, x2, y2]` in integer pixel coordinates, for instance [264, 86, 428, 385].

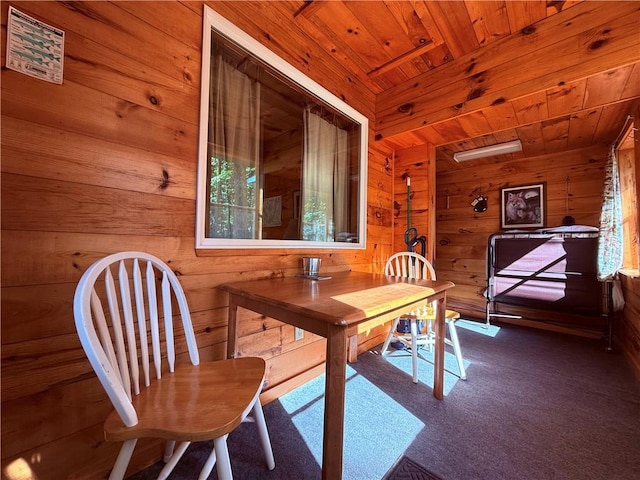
[263, 196, 282, 227]
[6, 6, 65, 84]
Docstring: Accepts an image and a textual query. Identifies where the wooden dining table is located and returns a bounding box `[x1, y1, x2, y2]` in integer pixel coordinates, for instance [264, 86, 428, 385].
[220, 270, 454, 480]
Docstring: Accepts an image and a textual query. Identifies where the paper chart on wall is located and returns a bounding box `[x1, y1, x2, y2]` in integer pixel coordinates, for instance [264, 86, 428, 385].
[6, 6, 65, 84]
[263, 196, 282, 227]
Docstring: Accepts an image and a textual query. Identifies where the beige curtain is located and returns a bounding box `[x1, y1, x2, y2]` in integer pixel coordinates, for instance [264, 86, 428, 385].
[302, 109, 348, 241]
[207, 55, 261, 238]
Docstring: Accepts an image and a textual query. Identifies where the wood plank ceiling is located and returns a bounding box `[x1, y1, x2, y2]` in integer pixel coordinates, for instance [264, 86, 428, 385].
[289, 0, 640, 172]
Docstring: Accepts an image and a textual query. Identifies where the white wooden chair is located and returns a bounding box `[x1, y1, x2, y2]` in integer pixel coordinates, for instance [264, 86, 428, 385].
[380, 252, 467, 383]
[73, 251, 275, 480]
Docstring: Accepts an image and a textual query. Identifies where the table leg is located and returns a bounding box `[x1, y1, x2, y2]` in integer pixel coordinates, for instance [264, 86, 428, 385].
[433, 294, 445, 400]
[322, 324, 347, 480]
[347, 334, 358, 363]
[226, 297, 239, 359]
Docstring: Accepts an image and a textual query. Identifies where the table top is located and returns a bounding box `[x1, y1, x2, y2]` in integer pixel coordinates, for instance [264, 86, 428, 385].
[219, 270, 454, 327]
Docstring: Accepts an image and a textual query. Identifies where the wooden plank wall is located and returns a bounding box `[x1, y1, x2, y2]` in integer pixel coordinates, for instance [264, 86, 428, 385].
[619, 273, 640, 377]
[392, 144, 437, 262]
[377, 138, 634, 356]
[434, 145, 608, 321]
[0, 2, 395, 478]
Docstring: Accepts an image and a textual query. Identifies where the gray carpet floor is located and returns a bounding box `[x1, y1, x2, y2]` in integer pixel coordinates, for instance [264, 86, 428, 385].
[128, 320, 640, 480]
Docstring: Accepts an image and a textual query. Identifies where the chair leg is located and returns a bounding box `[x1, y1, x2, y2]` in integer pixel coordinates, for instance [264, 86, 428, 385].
[485, 301, 492, 327]
[158, 441, 191, 480]
[109, 439, 137, 480]
[425, 319, 434, 352]
[163, 440, 176, 462]
[211, 435, 233, 480]
[380, 317, 400, 356]
[252, 398, 275, 470]
[410, 319, 419, 383]
[447, 320, 467, 380]
[199, 441, 218, 480]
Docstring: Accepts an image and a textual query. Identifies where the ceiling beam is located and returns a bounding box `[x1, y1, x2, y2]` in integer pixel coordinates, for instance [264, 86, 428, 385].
[367, 39, 437, 79]
[293, 1, 327, 19]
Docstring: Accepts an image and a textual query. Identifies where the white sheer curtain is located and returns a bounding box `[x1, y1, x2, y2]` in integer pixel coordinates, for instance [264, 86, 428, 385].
[207, 55, 261, 238]
[597, 145, 624, 281]
[302, 109, 348, 242]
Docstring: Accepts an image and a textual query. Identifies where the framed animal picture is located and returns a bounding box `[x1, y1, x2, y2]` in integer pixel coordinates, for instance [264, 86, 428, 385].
[500, 183, 546, 229]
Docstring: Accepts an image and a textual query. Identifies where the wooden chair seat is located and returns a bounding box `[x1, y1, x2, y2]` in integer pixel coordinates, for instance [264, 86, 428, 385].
[104, 358, 265, 443]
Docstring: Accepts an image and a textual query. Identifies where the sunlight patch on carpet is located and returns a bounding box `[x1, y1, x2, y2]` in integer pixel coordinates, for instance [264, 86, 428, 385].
[382, 348, 465, 395]
[456, 319, 501, 337]
[279, 365, 424, 480]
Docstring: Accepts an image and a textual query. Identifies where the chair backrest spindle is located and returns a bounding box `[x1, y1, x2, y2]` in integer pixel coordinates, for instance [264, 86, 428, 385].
[90, 290, 118, 380]
[104, 266, 133, 399]
[132, 259, 151, 387]
[118, 260, 141, 396]
[161, 270, 175, 372]
[145, 260, 163, 380]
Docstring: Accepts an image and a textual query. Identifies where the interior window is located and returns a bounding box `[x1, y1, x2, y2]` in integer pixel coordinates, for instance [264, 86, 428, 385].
[196, 7, 368, 249]
[617, 123, 639, 271]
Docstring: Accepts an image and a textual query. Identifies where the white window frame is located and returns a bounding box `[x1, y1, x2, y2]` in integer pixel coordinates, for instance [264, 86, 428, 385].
[196, 6, 368, 250]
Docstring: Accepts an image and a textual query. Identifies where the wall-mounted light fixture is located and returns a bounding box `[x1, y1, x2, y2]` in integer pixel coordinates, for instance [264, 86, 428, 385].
[453, 140, 522, 163]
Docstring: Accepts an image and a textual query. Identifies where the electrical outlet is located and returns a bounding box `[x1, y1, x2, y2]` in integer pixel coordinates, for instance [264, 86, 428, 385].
[294, 327, 304, 341]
